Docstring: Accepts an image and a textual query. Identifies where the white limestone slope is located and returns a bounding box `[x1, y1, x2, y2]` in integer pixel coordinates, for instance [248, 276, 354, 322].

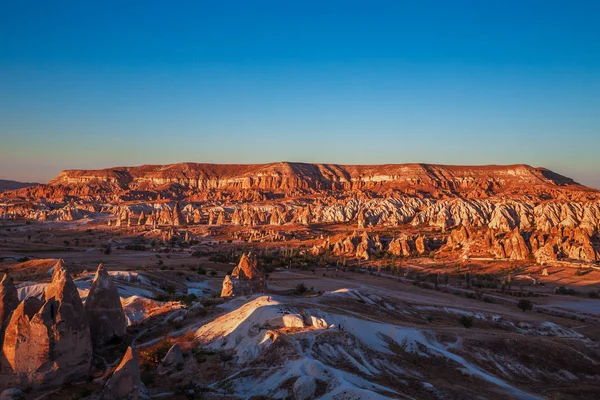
[195, 294, 544, 399]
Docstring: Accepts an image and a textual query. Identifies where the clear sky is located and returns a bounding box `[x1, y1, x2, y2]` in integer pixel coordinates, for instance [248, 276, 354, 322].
[1, 0, 599, 187]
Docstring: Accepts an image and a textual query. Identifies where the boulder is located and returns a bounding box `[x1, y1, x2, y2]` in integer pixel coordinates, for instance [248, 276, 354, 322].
[310, 316, 329, 329]
[282, 314, 305, 328]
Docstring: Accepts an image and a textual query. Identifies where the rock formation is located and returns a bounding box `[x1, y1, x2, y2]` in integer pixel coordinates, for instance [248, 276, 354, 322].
[0, 274, 18, 330]
[221, 275, 235, 298]
[28, 162, 586, 197]
[388, 235, 412, 257]
[102, 346, 141, 400]
[357, 209, 366, 229]
[232, 252, 261, 280]
[2, 162, 600, 267]
[2, 260, 92, 387]
[221, 252, 267, 297]
[193, 208, 202, 224]
[157, 344, 184, 375]
[137, 211, 146, 226]
[499, 229, 531, 260]
[84, 264, 127, 349]
[3, 298, 55, 386]
[216, 210, 225, 225]
[231, 208, 242, 225]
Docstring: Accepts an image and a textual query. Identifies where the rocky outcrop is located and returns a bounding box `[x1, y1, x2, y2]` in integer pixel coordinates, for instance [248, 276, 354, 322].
[231, 208, 242, 226]
[357, 209, 366, 229]
[102, 346, 141, 400]
[415, 235, 429, 254]
[497, 229, 531, 260]
[157, 344, 184, 375]
[442, 222, 599, 264]
[44, 261, 93, 382]
[388, 235, 412, 257]
[137, 211, 146, 225]
[232, 253, 261, 280]
[216, 210, 225, 225]
[221, 253, 267, 297]
[84, 264, 127, 349]
[0, 274, 18, 330]
[172, 202, 183, 226]
[3, 298, 55, 386]
[220, 275, 235, 298]
[2, 260, 92, 387]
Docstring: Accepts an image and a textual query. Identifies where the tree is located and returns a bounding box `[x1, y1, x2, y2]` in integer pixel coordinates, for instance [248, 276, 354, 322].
[459, 315, 473, 328]
[517, 299, 533, 312]
[295, 283, 308, 295]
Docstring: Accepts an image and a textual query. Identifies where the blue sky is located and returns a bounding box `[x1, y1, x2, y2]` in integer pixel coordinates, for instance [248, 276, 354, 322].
[1, 1, 599, 187]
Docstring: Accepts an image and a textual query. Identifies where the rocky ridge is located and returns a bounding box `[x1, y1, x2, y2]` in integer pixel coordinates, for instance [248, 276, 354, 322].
[2, 162, 599, 266]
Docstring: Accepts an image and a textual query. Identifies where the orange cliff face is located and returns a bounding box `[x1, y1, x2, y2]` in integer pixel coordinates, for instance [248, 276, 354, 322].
[2, 162, 595, 201]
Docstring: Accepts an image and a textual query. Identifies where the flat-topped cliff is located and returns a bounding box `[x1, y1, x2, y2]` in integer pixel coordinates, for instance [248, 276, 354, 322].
[43, 162, 587, 194]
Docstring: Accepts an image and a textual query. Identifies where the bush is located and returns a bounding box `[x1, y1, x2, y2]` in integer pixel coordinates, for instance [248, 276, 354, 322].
[295, 283, 308, 295]
[139, 337, 171, 368]
[163, 285, 176, 295]
[554, 286, 576, 295]
[517, 299, 533, 312]
[178, 294, 198, 306]
[140, 370, 155, 386]
[459, 316, 473, 328]
[124, 243, 146, 251]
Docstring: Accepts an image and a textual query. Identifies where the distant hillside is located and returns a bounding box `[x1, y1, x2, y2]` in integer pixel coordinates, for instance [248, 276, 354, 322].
[0, 179, 39, 192]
